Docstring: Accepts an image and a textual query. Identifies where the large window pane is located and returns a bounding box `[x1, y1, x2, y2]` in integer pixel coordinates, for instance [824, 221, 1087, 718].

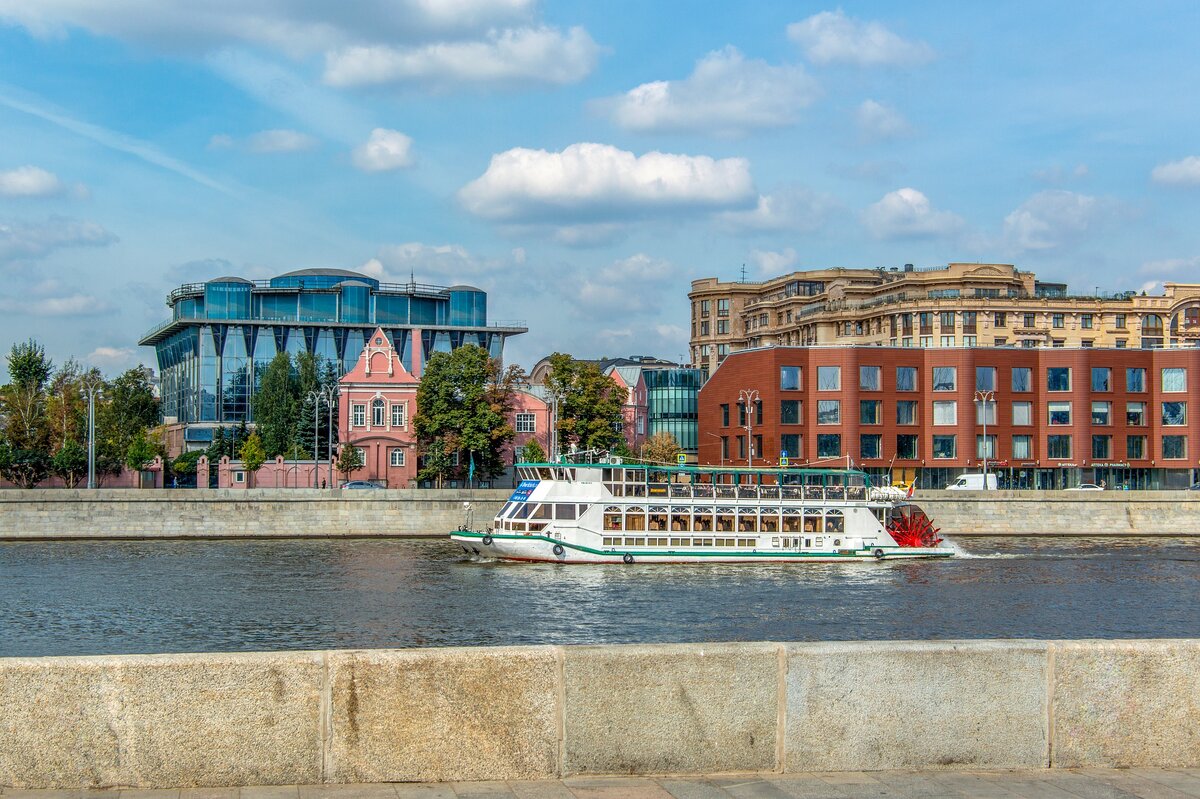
[932, 366, 956, 391]
[976, 434, 997, 458]
[1127, 402, 1146, 426]
[817, 434, 841, 458]
[896, 400, 917, 425]
[1163, 402, 1187, 426]
[780, 366, 801, 391]
[859, 366, 881, 391]
[1127, 435, 1146, 459]
[1091, 402, 1111, 425]
[1163, 435, 1187, 459]
[1047, 367, 1071, 391]
[1011, 367, 1032, 392]
[1048, 401, 1072, 425]
[896, 434, 918, 459]
[1163, 368, 1187, 393]
[859, 434, 881, 459]
[780, 434, 800, 457]
[1047, 435, 1072, 459]
[932, 435, 956, 459]
[1012, 435, 1032, 459]
[896, 366, 917, 391]
[975, 400, 997, 425]
[1092, 435, 1111, 459]
[817, 400, 840, 425]
[780, 399, 801, 425]
[1126, 368, 1145, 392]
[975, 367, 996, 391]
[817, 366, 840, 390]
[1091, 367, 1111, 392]
[859, 400, 880, 425]
[933, 400, 957, 425]
[1012, 401, 1032, 426]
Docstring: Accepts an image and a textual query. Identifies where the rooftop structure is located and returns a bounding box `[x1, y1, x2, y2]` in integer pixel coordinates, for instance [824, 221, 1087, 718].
[140, 268, 526, 446]
[689, 262, 1200, 375]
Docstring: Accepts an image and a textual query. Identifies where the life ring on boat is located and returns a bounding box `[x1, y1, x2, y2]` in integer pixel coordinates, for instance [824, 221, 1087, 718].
[552, 543, 565, 557]
[873, 548, 885, 559]
[482, 535, 493, 546]
[623, 553, 634, 564]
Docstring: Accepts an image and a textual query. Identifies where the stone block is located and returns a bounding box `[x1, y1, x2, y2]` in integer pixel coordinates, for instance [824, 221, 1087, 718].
[327, 647, 559, 783]
[785, 640, 1048, 771]
[0, 652, 322, 788]
[562, 643, 778, 775]
[1052, 640, 1200, 768]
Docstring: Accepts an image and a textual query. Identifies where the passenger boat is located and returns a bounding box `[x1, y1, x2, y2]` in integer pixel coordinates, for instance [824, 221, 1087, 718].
[451, 460, 953, 563]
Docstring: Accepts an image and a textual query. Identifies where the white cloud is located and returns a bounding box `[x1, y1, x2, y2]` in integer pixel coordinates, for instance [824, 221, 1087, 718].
[323, 25, 600, 89]
[1003, 190, 1105, 251]
[599, 47, 819, 136]
[855, 99, 910, 141]
[246, 129, 319, 153]
[716, 185, 834, 234]
[352, 128, 414, 172]
[0, 1, 538, 57]
[749, 248, 798, 276]
[575, 253, 678, 315]
[862, 188, 963, 239]
[369, 242, 503, 286]
[458, 142, 756, 228]
[788, 10, 933, 67]
[0, 216, 117, 263]
[1138, 256, 1200, 276]
[0, 292, 111, 316]
[86, 346, 139, 369]
[1151, 156, 1200, 186]
[0, 165, 65, 197]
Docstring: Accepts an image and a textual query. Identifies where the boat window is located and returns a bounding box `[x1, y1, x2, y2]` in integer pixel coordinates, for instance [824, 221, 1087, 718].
[624, 511, 646, 531]
[759, 485, 780, 500]
[771, 537, 781, 548]
[783, 514, 802, 533]
[696, 538, 714, 547]
[603, 511, 622, 531]
[715, 537, 736, 547]
[648, 511, 668, 531]
[513, 504, 532, 519]
[528, 522, 547, 532]
[555, 504, 577, 520]
[533, 504, 552, 519]
[804, 538, 812, 548]
[671, 512, 691, 531]
[693, 512, 713, 532]
[670, 537, 689, 547]
[511, 522, 526, 532]
[737, 513, 758, 533]
[624, 537, 646, 546]
[496, 502, 514, 518]
[603, 537, 620, 547]
[825, 509, 845, 534]
[803, 510, 823, 533]
[738, 538, 756, 547]
[760, 514, 779, 532]
[715, 510, 735, 532]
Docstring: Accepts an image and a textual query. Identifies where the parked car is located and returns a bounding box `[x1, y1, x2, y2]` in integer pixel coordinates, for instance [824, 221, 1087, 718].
[945, 473, 998, 490]
[1065, 483, 1104, 491]
[341, 480, 383, 489]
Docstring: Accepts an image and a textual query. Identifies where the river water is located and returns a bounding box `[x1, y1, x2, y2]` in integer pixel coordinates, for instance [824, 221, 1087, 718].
[1, 537, 1198, 657]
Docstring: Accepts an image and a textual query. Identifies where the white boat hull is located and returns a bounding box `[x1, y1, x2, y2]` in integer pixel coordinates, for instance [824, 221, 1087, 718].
[450, 531, 953, 563]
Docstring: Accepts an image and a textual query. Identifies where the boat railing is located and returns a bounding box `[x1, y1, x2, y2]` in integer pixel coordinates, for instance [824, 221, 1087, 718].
[607, 484, 872, 503]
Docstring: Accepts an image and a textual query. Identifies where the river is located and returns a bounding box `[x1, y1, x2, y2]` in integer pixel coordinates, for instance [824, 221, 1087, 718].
[2, 536, 1198, 657]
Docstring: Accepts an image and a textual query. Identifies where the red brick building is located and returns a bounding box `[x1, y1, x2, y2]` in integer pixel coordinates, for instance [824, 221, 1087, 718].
[338, 327, 420, 487]
[699, 346, 1200, 490]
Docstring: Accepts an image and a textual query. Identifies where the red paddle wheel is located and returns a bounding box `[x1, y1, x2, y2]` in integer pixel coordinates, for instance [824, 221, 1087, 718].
[886, 505, 943, 547]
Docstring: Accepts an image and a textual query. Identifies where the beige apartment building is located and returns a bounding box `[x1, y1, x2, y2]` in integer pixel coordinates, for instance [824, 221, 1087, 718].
[689, 262, 1200, 374]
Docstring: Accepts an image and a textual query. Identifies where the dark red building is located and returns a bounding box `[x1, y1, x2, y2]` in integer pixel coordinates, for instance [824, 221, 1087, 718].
[698, 346, 1200, 489]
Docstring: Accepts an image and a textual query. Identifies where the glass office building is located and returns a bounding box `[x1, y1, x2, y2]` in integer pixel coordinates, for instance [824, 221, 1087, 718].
[140, 269, 526, 445]
[644, 368, 707, 453]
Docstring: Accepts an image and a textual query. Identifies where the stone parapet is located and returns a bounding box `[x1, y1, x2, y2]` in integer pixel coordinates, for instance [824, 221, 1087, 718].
[2, 639, 1199, 788]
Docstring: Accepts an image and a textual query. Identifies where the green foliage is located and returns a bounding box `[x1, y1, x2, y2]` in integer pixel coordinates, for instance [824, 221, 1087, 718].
[335, 444, 364, 480]
[239, 431, 266, 472]
[543, 353, 626, 453]
[519, 438, 546, 464]
[413, 345, 522, 483]
[98, 366, 159, 457]
[51, 439, 88, 487]
[639, 431, 682, 465]
[0, 446, 50, 488]
[6, 338, 53, 392]
[2, 339, 54, 450]
[171, 449, 203, 476]
[124, 431, 159, 471]
[252, 352, 297, 458]
[610, 437, 635, 461]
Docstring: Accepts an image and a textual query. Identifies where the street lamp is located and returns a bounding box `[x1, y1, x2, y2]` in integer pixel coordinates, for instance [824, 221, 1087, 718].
[324, 384, 337, 489]
[738, 388, 760, 468]
[307, 387, 337, 488]
[974, 389, 995, 490]
[81, 377, 103, 489]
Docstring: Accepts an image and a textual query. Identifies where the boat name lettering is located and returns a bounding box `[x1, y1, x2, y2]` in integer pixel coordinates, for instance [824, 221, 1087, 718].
[509, 480, 540, 502]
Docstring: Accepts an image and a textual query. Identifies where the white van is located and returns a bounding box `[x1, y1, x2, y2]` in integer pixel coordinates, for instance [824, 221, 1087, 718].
[946, 473, 998, 491]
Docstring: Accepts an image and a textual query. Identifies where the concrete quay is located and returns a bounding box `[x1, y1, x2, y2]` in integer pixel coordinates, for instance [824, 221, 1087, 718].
[4, 640, 1200, 789]
[1, 488, 1200, 539]
[6, 769, 1200, 799]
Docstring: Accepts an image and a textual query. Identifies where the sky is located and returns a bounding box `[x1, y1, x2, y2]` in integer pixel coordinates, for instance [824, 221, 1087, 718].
[2, 1, 1200, 374]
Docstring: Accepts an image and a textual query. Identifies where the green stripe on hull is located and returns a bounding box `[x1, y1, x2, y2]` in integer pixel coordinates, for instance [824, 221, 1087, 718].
[450, 531, 953, 559]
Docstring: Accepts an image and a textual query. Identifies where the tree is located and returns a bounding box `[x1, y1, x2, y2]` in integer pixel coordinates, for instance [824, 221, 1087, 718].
[335, 444, 364, 483]
[639, 431, 682, 465]
[99, 366, 159, 455]
[239, 431, 266, 487]
[207, 426, 228, 461]
[519, 438, 546, 464]
[252, 352, 296, 458]
[0, 446, 50, 488]
[413, 345, 521, 484]
[45, 359, 90, 451]
[543, 353, 625, 454]
[171, 450, 203, 478]
[2, 338, 53, 451]
[51, 440, 88, 487]
[125, 431, 159, 472]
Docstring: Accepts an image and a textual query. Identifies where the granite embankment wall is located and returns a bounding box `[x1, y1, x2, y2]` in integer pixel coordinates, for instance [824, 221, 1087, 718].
[1, 488, 1199, 538]
[0, 489, 511, 539]
[2, 639, 1198, 788]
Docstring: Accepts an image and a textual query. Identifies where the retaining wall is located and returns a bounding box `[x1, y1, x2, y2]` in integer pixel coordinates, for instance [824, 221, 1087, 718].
[2, 639, 1198, 788]
[1, 489, 1199, 539]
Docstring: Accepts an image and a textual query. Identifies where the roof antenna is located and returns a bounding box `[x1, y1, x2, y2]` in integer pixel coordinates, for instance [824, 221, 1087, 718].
[409, 268, 415, 289]
[739, 263, 747, 283]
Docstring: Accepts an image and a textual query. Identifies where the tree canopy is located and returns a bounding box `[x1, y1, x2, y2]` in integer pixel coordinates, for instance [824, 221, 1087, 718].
[543, 353, 626, 454]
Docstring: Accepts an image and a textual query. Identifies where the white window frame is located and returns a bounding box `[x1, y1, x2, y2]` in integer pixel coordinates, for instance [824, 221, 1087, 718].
[515, 412, 537, 433]
[391, 402, 406, 428]
[390, 448, 406, 467]
[351, 404, 366, 427]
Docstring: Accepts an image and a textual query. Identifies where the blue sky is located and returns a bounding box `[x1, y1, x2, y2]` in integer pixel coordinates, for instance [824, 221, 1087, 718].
[2, 1, 1200, 373]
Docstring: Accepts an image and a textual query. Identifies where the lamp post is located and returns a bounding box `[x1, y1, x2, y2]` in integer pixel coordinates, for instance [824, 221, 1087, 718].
[974, 389, 995, 490]
[81, 378, 102, 489]
[307, 388, 336, 488]
[738, 388, 760, 468]
[324, 384, 336, 489]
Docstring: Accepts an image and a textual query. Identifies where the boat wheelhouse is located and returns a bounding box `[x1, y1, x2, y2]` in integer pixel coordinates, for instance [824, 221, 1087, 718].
[451, 460, 952, 564]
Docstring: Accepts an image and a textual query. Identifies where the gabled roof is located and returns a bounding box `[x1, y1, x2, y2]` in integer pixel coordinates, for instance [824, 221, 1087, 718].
[339, 327, 418, 385]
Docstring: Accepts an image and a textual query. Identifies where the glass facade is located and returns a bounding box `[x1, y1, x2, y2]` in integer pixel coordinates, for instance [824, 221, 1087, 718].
[143, 269, 525, 431]
[644, 368, 707, 453]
